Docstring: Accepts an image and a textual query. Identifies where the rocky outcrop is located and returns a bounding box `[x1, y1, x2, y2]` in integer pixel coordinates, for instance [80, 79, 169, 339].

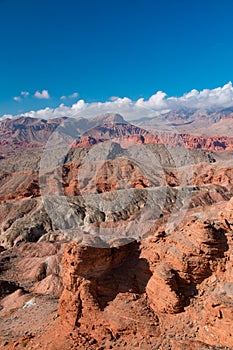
[58, 240, 149, 328]
[144, 218, 229, 314]
[0, 206, 233, 349]
[0, 198, 53, 248]
[53, 198, 233, 348]
[0, 241, 65, 297]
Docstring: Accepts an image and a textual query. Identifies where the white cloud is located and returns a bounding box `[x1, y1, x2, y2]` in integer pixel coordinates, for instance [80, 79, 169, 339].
[13, 96, 21, 102]
[13, 91, 29, 102]
[109, 96, 119, 101]
[4, 82, 233, 121]
[21, 91, 30, 97]
[34, 90, 50, 99]
[60, 92, 79, 100]
[169, 82, 233, 109]
[69, 92, 79, 98]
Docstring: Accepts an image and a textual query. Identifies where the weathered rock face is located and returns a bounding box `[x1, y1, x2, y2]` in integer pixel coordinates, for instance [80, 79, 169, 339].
[58, 240, 150, 328]
[0, 209, 233, 349]
[146, 261, 183, 313]
[144, 219, 229, 315]
[1, 134, 233, 250]
[0, 241, 65, 298]
[0, 198, 53, 248]
[55, 198, 233, 348]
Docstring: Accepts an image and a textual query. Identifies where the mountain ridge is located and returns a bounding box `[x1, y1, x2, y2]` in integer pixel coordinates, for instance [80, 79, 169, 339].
[1, 111, 233, 156]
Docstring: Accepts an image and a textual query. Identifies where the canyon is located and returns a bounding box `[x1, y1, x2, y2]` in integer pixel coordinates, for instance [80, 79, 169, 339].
[0, 113, 233, 349]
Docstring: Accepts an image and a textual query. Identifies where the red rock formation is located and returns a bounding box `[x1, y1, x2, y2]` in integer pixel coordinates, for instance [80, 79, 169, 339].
[58, 241, 140, 328]
[72, 131, 233, 151]
[0, 200, 233, 349]
[1, 115, 233, 156]
[53, 199, 233, 349]
[1, 114, 233, 349]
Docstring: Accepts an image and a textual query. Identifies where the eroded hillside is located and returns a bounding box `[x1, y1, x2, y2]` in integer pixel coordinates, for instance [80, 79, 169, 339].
[0, 115, 233, 349]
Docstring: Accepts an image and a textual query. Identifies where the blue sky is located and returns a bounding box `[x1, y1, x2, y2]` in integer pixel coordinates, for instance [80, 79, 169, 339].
[1, 0, 233, 116]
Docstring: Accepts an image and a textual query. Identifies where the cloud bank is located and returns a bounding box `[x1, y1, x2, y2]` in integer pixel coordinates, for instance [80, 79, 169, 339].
[6, 82, 233, 121]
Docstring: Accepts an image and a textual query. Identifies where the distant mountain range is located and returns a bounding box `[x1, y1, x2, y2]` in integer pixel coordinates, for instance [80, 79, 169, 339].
[133, 107, 233, 135]
[1, 110, 233, 156]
